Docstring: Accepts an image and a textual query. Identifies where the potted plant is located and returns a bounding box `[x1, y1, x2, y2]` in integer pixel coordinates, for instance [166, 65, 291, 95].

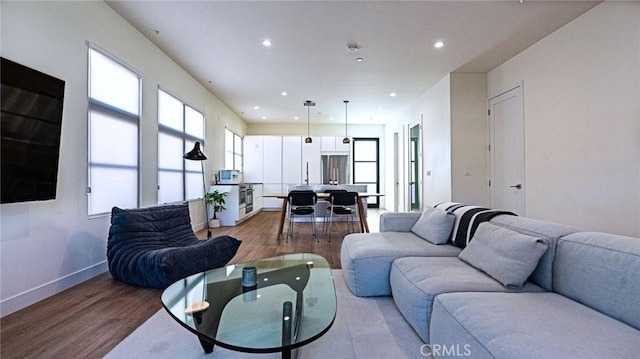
[204, 190, 227, 228]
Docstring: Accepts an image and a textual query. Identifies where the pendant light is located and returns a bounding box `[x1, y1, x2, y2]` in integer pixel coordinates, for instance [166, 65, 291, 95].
[304, 100, 316, 143]
[342, 100, 350, 144]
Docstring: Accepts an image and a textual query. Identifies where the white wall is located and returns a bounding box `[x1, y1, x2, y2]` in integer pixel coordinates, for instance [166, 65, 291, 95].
[0, 1, 245, 315]
[398, 75, 453, 208]
[450, 73, 489, 206]
[487, 2, 640, 236]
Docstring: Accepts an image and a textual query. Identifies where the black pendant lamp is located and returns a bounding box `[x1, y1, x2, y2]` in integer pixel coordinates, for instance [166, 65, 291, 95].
[304, 100, 316, 143]
[342, 100, 350, 144]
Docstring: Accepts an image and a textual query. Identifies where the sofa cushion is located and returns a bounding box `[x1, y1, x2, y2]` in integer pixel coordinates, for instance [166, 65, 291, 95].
[340, 232, 461, 297]
[430, 292, 640, 358]
[489, 214, 577, 291]
[389, 257, 543, 342]
[458, 222, 548, 289]
[554, 232, 640, 330]
[410, 207, 455, 244]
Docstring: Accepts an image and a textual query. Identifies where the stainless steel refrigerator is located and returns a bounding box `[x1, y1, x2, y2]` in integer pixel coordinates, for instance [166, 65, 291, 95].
[322, 155, 350, 185]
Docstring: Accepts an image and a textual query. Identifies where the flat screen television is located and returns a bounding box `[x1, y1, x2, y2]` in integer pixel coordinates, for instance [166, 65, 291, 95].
[1, 57, 65, 204]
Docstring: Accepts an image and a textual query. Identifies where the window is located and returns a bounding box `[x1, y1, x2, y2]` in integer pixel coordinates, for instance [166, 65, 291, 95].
[353, 138, 380, 208]
[224, 128, 242, 171]
[157, 88, 205, 204]
[87, 46, 141, 216]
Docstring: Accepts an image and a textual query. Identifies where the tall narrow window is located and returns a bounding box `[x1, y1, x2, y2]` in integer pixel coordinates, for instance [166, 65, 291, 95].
[224, 128, 242, 171]
[158, 88, 205, 204]
[353, 138, 380, 208]
[88, 46, 141, 216]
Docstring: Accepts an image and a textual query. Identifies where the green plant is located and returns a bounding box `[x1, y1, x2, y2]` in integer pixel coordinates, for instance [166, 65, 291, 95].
[204, 190, 227, 219]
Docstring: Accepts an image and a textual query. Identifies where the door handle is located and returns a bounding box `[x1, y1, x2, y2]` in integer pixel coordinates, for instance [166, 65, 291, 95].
[510, 184, 522, 189]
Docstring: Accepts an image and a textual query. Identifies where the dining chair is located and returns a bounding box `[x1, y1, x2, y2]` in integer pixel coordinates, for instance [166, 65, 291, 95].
[287, 190, 318, 242]
[321, 189, 347, 234]
[326, 191, 359, 241]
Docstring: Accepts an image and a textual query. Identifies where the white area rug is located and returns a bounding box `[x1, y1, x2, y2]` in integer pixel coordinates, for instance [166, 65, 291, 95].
[105, 270, 427, 358]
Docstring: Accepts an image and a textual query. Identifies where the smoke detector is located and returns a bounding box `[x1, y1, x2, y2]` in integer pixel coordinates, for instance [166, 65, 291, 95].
[347, 43, 360, 52]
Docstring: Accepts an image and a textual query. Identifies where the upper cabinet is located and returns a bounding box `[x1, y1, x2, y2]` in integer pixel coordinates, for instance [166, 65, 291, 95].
[321, 136, 351, 153]
[282, 136, 302, 184]
[243, 136, 263, 183]
[262, 136, 283, 183]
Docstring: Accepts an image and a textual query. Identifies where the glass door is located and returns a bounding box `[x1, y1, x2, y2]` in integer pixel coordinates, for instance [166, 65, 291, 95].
[352, 138, 379, 208]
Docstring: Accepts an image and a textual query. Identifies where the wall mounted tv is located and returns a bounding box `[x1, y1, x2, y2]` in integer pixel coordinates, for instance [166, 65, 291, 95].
[1, 57, 65, 204]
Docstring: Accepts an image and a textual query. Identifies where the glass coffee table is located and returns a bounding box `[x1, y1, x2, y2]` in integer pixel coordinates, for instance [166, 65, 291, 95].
[161, 253, 336, 358]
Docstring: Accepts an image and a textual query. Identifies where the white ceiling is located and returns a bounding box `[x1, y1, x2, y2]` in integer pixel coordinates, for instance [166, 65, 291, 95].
[106, 1, 599, 125]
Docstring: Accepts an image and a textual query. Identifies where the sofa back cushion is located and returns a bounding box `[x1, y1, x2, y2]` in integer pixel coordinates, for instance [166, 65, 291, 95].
[490, 215, 577, 291]
[554, 232, 640, 330]
[458, 222, 549, 289]
[410, 207, 455, 244]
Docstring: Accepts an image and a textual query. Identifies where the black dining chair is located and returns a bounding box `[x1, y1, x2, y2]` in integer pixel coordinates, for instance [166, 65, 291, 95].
[326, 191, 359, 241]
[287, 190, 318, 242]
[321, 189, 347, 234]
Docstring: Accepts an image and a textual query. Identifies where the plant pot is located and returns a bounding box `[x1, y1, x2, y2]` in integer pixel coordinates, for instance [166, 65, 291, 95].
[209, 219, 221, 228]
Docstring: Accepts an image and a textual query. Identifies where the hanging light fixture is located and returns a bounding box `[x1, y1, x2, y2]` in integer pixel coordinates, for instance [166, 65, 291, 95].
[342, 100, 350, 144]
[304, 100, 316, 143]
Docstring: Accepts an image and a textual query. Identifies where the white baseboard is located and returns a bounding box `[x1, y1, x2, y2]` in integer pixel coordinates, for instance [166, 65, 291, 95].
[0, 261, 108, 317]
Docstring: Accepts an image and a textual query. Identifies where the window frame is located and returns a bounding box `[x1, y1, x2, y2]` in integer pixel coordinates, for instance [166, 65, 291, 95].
[352, 137, 380, 208]
[224, 128, 243, 171]
[87, 44, 142, 217]
[157, 87, 206, 204]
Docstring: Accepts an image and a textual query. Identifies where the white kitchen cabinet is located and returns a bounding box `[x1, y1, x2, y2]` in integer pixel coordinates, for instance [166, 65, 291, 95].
[282, 136, 302, 184]
[262, 136, 282, 183]
[253, 184, 263, 212]
[321, 136, 350, 153]
[335, 137, 351, 152]
[243, 136, 263, 183]
[302, 139, 321, 184]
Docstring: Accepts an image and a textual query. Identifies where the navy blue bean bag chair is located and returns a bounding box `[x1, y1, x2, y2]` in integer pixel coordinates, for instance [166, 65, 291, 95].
[107, 202, 241, 288]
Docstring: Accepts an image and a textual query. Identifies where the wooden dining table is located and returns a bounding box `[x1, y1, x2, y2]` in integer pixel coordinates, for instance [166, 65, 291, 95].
[263, 192, 384, 240]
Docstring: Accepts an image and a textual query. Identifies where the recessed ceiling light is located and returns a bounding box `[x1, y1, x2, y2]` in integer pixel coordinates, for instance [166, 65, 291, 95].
[262, 39, 272, 47]
[434, 41, 445, 48]
[253, 106, 259, 110]
[281, 91, 288, 96]
[294, 116, 299, 120]
[356, 57, 364, 63]
[390, 92, 397, 97]
[261, 116, 267, 120]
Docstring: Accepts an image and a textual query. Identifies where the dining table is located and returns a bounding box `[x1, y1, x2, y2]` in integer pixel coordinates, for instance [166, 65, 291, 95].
[262, 192, 384, 240]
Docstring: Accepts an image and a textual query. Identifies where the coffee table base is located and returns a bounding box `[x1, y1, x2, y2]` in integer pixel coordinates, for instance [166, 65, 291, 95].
[196, 300, 299, 359]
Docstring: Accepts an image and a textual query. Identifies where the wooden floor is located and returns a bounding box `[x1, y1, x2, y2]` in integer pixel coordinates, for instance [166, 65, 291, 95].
[0, 210, 382, 359]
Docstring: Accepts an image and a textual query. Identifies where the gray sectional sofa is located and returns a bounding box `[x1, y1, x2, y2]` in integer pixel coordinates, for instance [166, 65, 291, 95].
[340, 204, 640, 358]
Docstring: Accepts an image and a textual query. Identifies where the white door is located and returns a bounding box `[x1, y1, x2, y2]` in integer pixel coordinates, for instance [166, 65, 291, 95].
[489, 85, 525, 214]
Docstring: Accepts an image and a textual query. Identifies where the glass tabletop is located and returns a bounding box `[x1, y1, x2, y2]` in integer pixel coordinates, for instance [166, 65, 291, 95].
[161, 253, 336, 354]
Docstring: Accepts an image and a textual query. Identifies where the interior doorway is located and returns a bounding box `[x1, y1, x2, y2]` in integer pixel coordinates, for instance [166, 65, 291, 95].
[489, 85, 525, 214]
[409, 120, 422, 211]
